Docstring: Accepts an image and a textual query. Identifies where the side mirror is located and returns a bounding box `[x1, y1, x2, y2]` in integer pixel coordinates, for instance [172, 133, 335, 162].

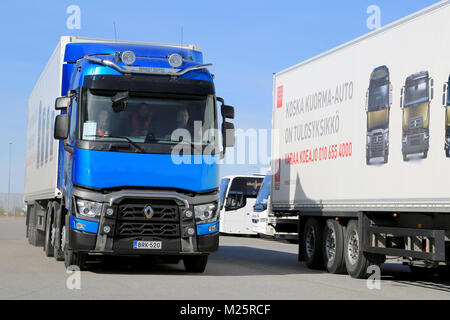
[221, 105, 235, 119]
[222, 121, 235, 148]
[54, 114, 69, 140]
[111, 91, 129, 112]
[55, 97, 71, 110]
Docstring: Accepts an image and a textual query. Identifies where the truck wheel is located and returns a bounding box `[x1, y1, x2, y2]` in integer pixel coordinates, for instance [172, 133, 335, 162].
[53, 203, 65, 261]
[183, 255, 208, 273]
[403, 154, 408, 161]
[422, 151, 428, 159]
[28, 205, 45, 247]
[409, 265, 436, 278]
[344, 220, 383, 279]
[62, 225, 87, 270]
[383, 154, 388, 163]
[161, 256, 180, 264]
[322, 219, 346, 274]
[44, 205, 54, 257]
[64, 250, 87, 270]
[302, 218, 324, 269]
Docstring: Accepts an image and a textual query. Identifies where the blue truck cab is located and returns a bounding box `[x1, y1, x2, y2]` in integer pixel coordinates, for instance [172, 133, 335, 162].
[46, 38, 235, 272]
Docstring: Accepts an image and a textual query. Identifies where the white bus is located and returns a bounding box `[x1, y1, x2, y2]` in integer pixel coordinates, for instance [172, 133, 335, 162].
[219, 175, 263, 235]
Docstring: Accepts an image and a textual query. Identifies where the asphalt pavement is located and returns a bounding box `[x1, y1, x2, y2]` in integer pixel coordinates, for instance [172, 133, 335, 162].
[1, 216, 450, 300]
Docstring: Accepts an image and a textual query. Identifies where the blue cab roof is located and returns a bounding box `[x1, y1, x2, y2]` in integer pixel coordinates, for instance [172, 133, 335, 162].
[64, 42, 203, 64]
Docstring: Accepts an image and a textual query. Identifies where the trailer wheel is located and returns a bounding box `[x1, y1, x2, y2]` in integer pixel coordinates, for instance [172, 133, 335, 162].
[322, 219, 346, 274]
[183, 255, 208, 273]
[302, 218, 324, 269]
[344, 220, 383, 279]
[44, 204, 54, 257]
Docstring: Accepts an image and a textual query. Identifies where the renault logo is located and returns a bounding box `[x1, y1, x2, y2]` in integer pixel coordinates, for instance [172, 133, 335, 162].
[143, 205, 154, 219]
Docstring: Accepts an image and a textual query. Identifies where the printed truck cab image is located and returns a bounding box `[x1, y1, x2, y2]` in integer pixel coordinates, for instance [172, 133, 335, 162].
[365, 65, 392, 164]
[400, 71, 434, 161]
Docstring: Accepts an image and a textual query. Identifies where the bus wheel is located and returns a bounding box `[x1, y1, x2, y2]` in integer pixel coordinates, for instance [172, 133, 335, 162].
[344, 220, 383, 278]
[322, 219, 346, 274]
[302, 218, 324, 269]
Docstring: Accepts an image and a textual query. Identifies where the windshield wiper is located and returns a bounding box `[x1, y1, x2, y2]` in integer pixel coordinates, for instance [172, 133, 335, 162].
[86, 135, 145, 152]
[145, 137, 205, 153]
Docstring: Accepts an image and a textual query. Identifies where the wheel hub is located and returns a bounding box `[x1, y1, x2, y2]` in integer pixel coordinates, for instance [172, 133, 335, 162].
[347, 230, 359, 265]
[325, 229, 336, 261]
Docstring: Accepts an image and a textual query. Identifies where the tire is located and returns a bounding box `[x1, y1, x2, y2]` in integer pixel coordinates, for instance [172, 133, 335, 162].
[322, 219, 346, 274]
[62, 224, 87, 270]
[403, 154, 408, 161]
[44, 204, 54, 257]
[53, 203, 64, 261]
[28, 205, 45, 247]
[383, 153, 388, 163]
[423, 151, 428, 159]
[436, 266, 450, 280]
[64, 250, 87, 270]
[302, 218, 324, 269]
[183, 255, 208, 273]
[161, 256, 180, 264]
[409, 265, 436, 278]
[344, 220, 384, 279]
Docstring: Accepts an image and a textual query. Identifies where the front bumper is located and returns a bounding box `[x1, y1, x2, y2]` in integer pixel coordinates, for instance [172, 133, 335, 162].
[402, 132, 429, 155]
[67, 188, 220, 255]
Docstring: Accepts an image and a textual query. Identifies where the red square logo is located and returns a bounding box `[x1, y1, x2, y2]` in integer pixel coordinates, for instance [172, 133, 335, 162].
[277, 85, 283, 109]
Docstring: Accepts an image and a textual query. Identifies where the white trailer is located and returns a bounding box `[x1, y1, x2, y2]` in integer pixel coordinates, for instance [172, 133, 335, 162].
[271, 1, 450, 278]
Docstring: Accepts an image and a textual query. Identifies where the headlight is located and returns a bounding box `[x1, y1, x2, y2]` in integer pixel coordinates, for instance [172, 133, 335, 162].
[76, 199, 102, 218]
[194, 202, 218, 223]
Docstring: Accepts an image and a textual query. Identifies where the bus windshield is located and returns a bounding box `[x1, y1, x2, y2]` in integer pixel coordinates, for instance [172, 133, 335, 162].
[255, 174, 270, 209]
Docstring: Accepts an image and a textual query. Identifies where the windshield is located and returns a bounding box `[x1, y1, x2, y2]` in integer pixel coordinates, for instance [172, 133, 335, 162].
[219, 178, 230, 210]
[405, 80, 428, 106]
[81, 90, 216, 146]
[368, 84, 389, 111]
[255, 174, 270, 208]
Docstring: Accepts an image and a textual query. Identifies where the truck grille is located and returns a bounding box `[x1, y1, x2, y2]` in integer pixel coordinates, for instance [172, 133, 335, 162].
[118, 199, 179, 221]
[118, 222, 179, 237]
[370, 133, 384, 154]
[116, 199, 181, 237]
[409, 116, 423, 130]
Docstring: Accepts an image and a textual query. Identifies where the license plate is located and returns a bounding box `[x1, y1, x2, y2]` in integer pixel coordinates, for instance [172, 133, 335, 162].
[133, 241, 162, 249]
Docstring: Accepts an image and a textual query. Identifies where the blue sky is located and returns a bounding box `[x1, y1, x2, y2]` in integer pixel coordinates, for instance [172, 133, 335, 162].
[0, 0, 439, 193]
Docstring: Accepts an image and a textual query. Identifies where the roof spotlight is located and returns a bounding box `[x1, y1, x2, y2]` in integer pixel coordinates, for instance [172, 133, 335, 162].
[168, 53, 183, 68]
[121, 50, 136, 66]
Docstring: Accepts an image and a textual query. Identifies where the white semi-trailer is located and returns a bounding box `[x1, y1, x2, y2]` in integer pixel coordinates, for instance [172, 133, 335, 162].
[271, 1, 450, 278]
